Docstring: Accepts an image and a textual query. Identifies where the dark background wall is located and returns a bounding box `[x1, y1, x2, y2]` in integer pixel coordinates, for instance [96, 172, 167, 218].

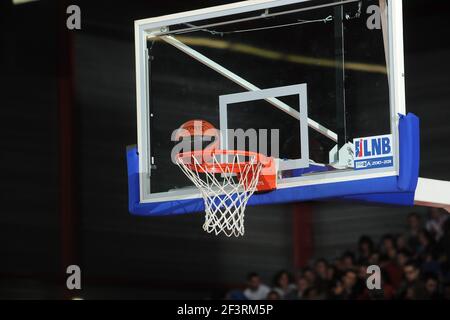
[0, 0, 449, 299]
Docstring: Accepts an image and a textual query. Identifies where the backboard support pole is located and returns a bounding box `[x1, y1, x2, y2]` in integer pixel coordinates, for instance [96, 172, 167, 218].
[334, 4, 347, 150]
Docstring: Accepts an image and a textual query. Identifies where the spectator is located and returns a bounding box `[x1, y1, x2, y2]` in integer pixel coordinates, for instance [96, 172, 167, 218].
[243, 272, 270, 300]
[334, 257, 346, 275]
[358, 267, 395, 300]
[379, 270, 396, 300]
[327, 265, 338, 283]
[424, 273, 442, 300]
[386, 246, 397, 261]
[397, 261, 427, 299]
[355, 264, 370, 298]
[396, 234, 409, 252]
[380, 234, 396, 255]
[343, 270, 359, 299]
[416, 229, 436, 261]
[406, 212, 422, 252]
[332, 270, 359, 299]
[357, 264, 368, 283]
[341, 251, 356, 270]
[302, 267, 317, 288]
[315, 259, 328, 279]
[266, 290, 281, 300]
[425, 208, 448, 241]
[272, 270, 296, 299]
[397, 249, 411, 268]
[285, 277, 309, 300]
[357, 235, 374, 264]
[421, 252, 441, 276]
[380, 250, 403, 290]
[314, 259, 330, 294]
[330, 279, 344, 300]
[368, 251, 380, 266]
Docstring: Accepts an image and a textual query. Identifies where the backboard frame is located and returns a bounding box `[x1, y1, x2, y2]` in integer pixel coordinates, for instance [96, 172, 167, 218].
[133, 0, 407, 207]
[219, 83, 310, 171]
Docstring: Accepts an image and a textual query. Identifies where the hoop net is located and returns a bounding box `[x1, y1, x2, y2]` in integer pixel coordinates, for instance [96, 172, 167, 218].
[176, 150, 267, 237]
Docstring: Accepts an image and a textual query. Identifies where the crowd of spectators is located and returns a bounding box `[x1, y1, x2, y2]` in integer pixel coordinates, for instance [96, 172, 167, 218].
[227, 208, 450, 300]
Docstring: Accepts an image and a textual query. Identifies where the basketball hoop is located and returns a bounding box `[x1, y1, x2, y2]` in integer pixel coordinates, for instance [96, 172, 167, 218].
[176, 150, 276, 237]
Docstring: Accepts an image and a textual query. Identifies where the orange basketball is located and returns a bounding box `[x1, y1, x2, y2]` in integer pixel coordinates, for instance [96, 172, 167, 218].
[175, 119, 217, 139]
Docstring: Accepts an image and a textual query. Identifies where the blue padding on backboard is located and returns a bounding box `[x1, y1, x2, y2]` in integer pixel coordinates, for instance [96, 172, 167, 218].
[127, 113, 420, 215]
[342, 192, 415, 206]
[127, 146, 204, 216]
[338, 113, 420, 206]
[127, 146, 140, 212]
[398, 113, 420, 191]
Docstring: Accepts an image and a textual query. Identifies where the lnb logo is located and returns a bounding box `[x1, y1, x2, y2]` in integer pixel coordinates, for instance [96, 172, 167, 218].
[353, 134, 394, 170]
[355, 136, 392, 159]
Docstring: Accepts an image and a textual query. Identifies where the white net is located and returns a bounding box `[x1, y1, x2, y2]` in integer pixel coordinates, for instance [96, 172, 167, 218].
[176, 151, 264, 237]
